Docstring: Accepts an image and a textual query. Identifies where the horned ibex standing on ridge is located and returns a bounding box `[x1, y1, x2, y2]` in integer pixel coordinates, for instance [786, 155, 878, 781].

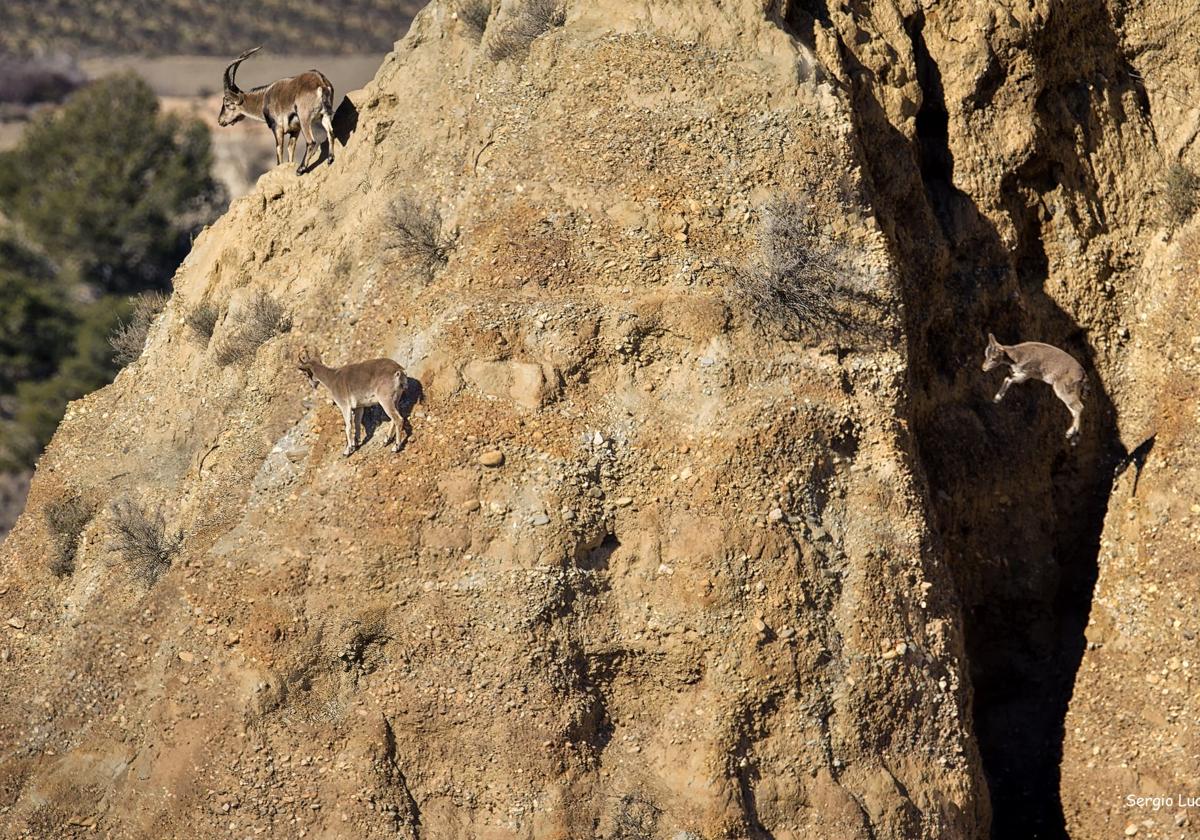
[217, 47, 336, 175]
[298, 348, 411, 457]
[982, 332, 1089, 445]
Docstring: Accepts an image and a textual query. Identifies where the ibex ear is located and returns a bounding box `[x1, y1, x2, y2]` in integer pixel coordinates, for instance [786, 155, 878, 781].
[297, 347, 309, 365]
[987, 332, 998, 346]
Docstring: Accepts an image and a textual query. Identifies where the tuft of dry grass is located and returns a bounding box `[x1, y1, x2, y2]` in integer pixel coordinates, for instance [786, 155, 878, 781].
[458, 0, 492, 40]
[213, 290, 292, 366]
[1164, 161, 1200, 230]
[609, 792, 660, 840]
[110, 499, 181, 586]
[109, 291, 168, 366]
[385, 195, 451, 279]
[44, 492, 97, 577]
[486, 0, 564, 61]
[732, 194, 861, 338]
[184, 300, 221, 345]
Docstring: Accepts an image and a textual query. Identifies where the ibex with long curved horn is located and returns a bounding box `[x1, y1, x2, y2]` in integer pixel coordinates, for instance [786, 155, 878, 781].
[217, 47, 336, 175]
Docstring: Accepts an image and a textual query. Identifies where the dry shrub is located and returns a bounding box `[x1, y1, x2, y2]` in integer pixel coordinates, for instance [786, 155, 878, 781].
[109, 291, 168, 366]
[213, 290, 292, 366]
[486, 0, 564, 61]
[385, 195, 451, 278]
[110, 498, 181, 585]
[1164, 161, 1200, 229]
[732, 194, 864, 338]
[184, 300, 221, 344]
[609, 792, 660, 840]
[458, 0, 492, 40]
[44, 492, 96, 576]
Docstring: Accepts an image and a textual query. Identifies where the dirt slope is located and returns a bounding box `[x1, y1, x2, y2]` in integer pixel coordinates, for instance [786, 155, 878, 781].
[0, 2, 986, 838]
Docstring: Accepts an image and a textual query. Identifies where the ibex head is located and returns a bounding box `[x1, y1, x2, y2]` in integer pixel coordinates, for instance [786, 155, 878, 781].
[982, 333, 1007, 372]
[297, 347, 320, 387]
[218, 46, 262, 126]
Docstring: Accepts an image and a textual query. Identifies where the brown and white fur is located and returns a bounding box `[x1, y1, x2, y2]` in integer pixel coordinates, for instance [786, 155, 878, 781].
[217, 47, 336, 175]
[982, 332, 1088, 444]
[298, 348, 410, 456]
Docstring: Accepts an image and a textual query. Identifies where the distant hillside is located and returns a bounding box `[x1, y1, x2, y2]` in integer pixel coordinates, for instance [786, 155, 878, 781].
[3, 1, 424, 56]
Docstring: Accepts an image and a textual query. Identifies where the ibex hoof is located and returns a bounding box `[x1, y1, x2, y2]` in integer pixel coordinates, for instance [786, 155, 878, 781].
[327, 156, 335, 166]
[993, 394, 1003, 404]
[295, 166, 305, 176]
[342, 447, 354, 457]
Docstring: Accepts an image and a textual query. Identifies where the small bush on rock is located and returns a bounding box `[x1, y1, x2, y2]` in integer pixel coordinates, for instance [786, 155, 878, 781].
[213, 290, 291, 366]
[609, 792, 660, 840]
[109, 291, 167, 366]
[1164, 161, 1200, 229]
[458, 0, 492, 40]
[110, 498, 181, 585]
[733, 194, 862, 339]
[184, 300, 220, 345]
[385, 195, 451, 279]
[44, 492, 96, 576]
[486, 0, 564, 61]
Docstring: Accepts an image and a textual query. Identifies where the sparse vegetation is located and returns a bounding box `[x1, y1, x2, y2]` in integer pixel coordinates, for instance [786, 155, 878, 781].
[1163, 161, 1200, 229]
[458, 0, 492, 40]
[486, 0, 564, 61]
[609, 792, 660, 840]
[212, 291, 292, 366]
[109, 291, 168, 366]
[385, 195, 451, 278]
[44, 492, 96, 577]
[110, 499, 181, 585]
[184, 300, 221, 344]
[733, 194, 859, 338]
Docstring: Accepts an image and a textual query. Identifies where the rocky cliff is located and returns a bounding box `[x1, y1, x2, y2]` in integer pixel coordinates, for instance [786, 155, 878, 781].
[0, 1, 1196, 838]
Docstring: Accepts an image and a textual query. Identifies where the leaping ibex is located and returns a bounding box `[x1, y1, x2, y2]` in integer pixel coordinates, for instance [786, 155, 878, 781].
[217, 47, 336, 175]
[982, 333, 1088, 444]
[298, 348, 410, 457]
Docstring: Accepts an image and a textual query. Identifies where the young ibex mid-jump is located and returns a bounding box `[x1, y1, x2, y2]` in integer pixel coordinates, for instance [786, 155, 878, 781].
[983, 333, 1089, 444]
[298, 349, 410, 456]
[217, 47, 336, 175]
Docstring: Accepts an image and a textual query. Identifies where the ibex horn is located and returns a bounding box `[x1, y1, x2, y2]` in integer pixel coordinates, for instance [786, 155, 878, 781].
[223, 46, 262, 93]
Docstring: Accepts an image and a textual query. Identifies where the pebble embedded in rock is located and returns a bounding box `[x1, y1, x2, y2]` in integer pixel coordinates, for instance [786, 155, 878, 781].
[178, 651, 195, 663]
[531, 513, 550, 526]
[462, 500, 482, 512]
[6, 617, 24, 629]
[479, 451, 504, 467]
[615, 497, 633, 507]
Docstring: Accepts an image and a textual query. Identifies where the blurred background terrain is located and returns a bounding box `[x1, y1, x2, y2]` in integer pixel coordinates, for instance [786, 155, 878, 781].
[0, 3, 422, 536]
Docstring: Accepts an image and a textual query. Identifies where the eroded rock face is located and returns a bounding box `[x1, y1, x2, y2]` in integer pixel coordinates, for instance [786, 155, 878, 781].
[791, 0, 1199, 837]
[0, 3, 986, 838]
[0, 0, 1195, 838]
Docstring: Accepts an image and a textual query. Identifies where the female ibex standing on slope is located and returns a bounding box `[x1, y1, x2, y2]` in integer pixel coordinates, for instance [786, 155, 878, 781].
[217, 47, 336, 175]
[297, 348, 411, 457]
[982, 333, 1089, 445]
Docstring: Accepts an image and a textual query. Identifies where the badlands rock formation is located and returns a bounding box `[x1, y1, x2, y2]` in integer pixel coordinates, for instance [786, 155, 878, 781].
[0, 1, 1197, 838]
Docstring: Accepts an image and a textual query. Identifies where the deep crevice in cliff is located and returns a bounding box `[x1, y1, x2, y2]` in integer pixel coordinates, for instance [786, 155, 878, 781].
[813, 2, 1128, 835]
